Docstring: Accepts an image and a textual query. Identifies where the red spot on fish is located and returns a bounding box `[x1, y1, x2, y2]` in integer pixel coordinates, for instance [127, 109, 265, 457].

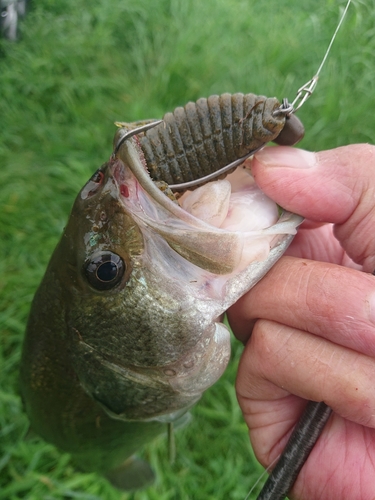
[120, 184, 129, 198]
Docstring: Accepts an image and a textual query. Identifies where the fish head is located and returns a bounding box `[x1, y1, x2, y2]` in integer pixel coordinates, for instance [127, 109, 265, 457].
[50, 130, 302, 424]
[52, 149, 231, 423]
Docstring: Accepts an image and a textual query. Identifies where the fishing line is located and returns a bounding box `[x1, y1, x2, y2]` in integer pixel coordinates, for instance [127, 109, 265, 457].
[244, 455, 280, 500]
[288, 0, 352, 114]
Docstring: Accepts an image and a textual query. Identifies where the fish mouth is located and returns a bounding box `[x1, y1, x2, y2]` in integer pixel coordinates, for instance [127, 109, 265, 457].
[112, 135, 303, 285]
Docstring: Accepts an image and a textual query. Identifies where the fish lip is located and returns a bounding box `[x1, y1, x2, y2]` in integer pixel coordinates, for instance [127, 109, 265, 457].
[72, 339, 205, 421]
[109, 158, 143, 209]
[75, 325, 230, 399]
[75, 338, 169, 388]
[111, 159, 130, 191]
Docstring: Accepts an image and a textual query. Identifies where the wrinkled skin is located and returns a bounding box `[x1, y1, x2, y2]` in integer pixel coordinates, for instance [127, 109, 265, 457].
[228, 145, 375, 500]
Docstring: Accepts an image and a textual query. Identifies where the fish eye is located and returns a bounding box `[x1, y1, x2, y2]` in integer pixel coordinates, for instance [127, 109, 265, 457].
[84, 252, 125, 290]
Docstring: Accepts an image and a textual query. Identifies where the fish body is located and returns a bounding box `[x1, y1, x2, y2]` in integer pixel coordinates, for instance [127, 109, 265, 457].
[20, 94, 303, 489]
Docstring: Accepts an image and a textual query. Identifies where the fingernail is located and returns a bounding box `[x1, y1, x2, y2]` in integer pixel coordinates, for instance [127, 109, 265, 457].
[255, 147, 317, 169]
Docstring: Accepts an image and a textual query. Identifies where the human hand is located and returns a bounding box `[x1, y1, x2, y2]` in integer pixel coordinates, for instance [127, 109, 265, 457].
[227, 145, 375, 499]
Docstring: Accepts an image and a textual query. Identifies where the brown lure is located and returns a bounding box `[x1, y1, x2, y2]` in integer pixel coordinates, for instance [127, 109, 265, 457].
[115, 92, 304, 190]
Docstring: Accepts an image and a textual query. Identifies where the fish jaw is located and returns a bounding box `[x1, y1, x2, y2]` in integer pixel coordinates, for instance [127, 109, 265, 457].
[70, 321, 231, 422]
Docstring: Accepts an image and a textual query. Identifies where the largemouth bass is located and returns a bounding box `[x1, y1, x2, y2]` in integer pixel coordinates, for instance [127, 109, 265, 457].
[20, 94, 303, 490]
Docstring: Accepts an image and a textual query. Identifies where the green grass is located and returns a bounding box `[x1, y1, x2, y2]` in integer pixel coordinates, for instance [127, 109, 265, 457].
[1, 0, 375, 498]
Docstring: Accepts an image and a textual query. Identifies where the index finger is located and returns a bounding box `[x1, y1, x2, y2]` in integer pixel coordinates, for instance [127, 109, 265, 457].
[227, 256, 375, 355]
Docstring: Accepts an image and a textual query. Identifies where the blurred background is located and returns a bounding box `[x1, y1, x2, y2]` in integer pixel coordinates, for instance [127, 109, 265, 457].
[1, 0, 374, 498]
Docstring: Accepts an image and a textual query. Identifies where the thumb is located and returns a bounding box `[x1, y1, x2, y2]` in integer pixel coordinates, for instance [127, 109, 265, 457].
[252, 144, 375, 272]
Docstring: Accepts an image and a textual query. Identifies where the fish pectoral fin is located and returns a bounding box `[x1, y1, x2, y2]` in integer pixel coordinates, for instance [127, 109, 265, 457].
[105, 456, 155, 491]
[168, 422, 175, 464]
[166, 414, 191, 464]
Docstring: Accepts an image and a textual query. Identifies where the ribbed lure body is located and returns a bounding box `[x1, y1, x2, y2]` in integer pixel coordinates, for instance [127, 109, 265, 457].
[137, 93, 301, 186]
